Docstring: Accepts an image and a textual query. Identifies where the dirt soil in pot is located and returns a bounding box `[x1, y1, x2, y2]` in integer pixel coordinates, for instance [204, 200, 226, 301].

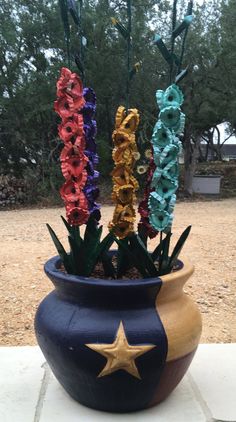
[0, 199, 236, 346]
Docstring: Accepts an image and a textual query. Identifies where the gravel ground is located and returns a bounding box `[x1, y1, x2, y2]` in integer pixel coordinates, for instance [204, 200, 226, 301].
[0, 199, 236, 346]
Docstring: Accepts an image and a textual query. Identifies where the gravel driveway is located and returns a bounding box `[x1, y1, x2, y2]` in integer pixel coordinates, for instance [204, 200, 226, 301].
[0, 199, 236, 345]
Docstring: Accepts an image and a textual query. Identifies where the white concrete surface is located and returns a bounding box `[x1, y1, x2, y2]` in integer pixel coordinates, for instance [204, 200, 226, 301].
[0, 344, 235, 422]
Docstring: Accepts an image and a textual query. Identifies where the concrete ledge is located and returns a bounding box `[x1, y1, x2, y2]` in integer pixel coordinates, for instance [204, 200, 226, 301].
[0, 344, 235, 422]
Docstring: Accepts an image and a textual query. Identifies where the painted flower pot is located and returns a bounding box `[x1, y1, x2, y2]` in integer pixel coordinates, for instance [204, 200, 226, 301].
[35, 256, 202, 413]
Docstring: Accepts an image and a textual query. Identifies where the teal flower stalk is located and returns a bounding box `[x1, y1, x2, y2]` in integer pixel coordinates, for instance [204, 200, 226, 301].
[148, 84, 185, 233]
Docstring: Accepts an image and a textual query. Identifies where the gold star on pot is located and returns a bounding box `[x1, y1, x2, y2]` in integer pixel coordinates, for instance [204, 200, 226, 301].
[85, 321, 156, 379]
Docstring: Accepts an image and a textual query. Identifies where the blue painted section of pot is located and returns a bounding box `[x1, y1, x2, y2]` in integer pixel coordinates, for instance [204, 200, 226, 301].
[35, 256, 168, 413]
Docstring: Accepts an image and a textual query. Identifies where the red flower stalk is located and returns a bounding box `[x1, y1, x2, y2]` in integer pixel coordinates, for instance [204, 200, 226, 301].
[58, 114, 84, 143]
[138, 156, 159, 239]
[55, 67, 89, 226]
[66, 203, 89, 226]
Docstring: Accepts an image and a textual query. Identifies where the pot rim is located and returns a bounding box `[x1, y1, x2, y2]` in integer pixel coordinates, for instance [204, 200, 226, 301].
[44, 255, 194, 289]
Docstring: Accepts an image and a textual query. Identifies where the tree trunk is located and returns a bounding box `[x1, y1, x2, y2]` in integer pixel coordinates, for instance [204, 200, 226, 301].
[184, 135, 201, 196]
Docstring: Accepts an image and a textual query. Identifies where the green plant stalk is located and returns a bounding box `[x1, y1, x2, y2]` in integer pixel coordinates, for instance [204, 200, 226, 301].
[78, 0, 85, 82]
[170, 0, 178, 84]
[126, 0, 132, 111]
[177, 1, 193, 74]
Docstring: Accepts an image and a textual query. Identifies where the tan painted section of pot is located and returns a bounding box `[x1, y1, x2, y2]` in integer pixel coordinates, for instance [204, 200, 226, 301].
[156, 257, 202, 362]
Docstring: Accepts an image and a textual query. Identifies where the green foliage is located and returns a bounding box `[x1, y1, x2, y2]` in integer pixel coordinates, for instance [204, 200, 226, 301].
[47, 212, 191, 279]
[1, 1, 236, 196]
[154, 0, 193, 85]
[113, 226, 191, 278]
[47, 215, 115, 277]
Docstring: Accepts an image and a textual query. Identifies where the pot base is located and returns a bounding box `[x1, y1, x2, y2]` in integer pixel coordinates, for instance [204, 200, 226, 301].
[51, 348, 197, 413]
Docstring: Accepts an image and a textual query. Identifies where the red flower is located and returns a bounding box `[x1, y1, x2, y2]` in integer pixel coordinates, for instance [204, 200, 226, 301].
[58, 114, 84, 143]
[66, 203, 89, 226]
[138, 218, 158, 239]
[56, 67, 72, 97]
[60, 141, 85, 163]
[61, 154, 88, 180]
[70, 94, 85, 112]
[74, 134, 86, 149]
[57, 68, 84, 99]
[60, 180, 87, 203]
[54, 96, 73, 119]
[138, 199, 149, 218]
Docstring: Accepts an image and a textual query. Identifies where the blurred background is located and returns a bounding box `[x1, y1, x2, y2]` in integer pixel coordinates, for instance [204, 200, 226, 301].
[1, 0, 236, 207]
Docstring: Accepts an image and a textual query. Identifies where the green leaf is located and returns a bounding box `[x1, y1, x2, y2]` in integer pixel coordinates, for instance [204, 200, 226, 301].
[175, 67, 189, 84]
[59, 0, 70, 42]
[129, 235, 158, 278]
[75, 54, 84, 74]
[114, 237, 150, 278]
[67, 0, 80, 25]
[172, 53, 180, 66]
[97, 232, 115, 258]
[159, 232, 172, 275]
[151, 237, 165, 262]
[137, 223, 148, 248]
[154, 35, 173, 65]
[111, 18, 129, 39]
[187, 1, 193, 16]
[172, 15, 193, 38]
[117, 239, 130, 278]
[80, 216, 103, 276]
[101, 254, 116, 278]
[61, 215, 73, 234]
[169, 226, 191, 268]
[68, 235, 81, 274]
[46, 224, 73, 273]
[61, 216, 83, 251]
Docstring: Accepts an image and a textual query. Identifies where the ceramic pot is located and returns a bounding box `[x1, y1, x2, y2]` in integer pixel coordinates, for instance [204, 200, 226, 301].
[35, 256, 202, 413]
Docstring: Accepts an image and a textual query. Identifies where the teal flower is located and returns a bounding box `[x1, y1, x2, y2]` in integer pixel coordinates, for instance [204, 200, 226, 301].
[167, 194, 176, 214]
[156, 90, 164, 109]
[158, 144, 179, 167]
[153, 145, 161, 166]
[151, 167, 162, 188]
[162, 161, 179, 181]
[155, 177, 178, 199]
[163, 212, 173, 234]
[149, 209, 171, 232]
[152, 122, 173, 149]
[148, 191, 166, 211]
[159, 106, 181, 130]
[172, 112, 185, 134]
[162, 84, 184, 109]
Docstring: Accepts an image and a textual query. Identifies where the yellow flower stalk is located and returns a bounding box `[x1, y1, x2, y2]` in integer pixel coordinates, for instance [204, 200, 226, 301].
[109, 107, 140, 239]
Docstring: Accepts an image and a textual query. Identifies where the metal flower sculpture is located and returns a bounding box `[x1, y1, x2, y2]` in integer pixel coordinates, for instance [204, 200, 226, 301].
[46, 1, 112, 277]
[48, 0, 193, 279]
[138, 0, 193, 244]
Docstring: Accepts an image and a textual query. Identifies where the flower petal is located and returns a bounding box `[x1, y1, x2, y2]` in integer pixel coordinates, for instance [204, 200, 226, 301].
[162, 84, 184, 109]
[159, 106, 181, 129]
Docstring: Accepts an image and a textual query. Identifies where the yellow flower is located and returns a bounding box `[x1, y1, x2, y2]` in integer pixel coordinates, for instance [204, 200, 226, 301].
[112, 204, 136, 223]
[137, 165, 148, 175]
[116, 184, 135, 204]
[129, 175, 139, 191]
[112, 130, 134, 148]
[120, 204, 136, 223]
[109, 221, 134, 240]
[109, 105, 140, 239]
[133, 151, 141, 161]
[115, 106, 126, 129]
[120, 109, 140, 134]
[145, 149, 152, 159]
[111, 164, 131, 186]
[112, 146, 135, 166]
